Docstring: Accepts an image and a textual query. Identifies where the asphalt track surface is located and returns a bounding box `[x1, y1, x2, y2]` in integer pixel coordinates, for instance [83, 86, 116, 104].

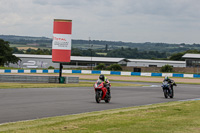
[0, 81, 200, 124]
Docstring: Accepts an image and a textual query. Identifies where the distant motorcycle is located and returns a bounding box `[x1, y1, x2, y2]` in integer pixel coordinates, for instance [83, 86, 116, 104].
[162, 81, 176, 98]
[94, 79, 111, 103]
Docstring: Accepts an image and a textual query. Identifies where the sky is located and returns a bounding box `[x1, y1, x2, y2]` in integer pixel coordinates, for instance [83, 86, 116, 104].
[0, 0, 200, 44]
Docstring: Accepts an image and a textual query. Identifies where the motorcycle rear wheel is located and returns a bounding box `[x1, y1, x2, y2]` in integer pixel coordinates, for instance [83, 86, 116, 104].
[105, 99, 110, 103]
[170, 88, 174, 98]
[105, 97, 110, 103]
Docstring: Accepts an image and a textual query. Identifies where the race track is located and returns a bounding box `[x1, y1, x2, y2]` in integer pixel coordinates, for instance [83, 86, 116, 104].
[0, 82, 200, 124]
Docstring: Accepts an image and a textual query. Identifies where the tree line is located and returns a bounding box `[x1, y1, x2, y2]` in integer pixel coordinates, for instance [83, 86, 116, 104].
[2, 37, 200, 67]
[2, 35, 200, 54]
[13, 47, 167, 59]
[169, 49, 200, 61]
[12, 46, 200, 60]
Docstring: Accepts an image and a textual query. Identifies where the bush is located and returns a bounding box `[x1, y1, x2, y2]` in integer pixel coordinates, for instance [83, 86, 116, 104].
[160, 64, 173, 72]
[105, 66, 111, 70]
[94, 63, 106, 70]
[48, 66, 55, 69]
[106, 64, 122, 71]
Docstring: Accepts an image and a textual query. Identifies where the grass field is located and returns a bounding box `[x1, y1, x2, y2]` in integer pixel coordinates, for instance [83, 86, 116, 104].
[9, 44, 27, 47]
[0, 82, 145, 89]
[17, 47, 38, 50]
[0, 100, 200, 133]
[96, 52, 107, 56]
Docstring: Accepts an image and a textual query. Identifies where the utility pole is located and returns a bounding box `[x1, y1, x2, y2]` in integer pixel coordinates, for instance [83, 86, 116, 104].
[105, 44, 108, 52]
[197, 60, 199, 74]
[89, 37, 93, 70]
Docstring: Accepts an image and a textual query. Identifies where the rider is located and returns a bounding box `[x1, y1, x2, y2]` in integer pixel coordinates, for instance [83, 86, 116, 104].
[99, 74, 111, 97]
[163, 76, 177, 89]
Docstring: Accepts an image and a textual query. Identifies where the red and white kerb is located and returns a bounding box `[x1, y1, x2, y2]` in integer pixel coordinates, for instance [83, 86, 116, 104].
[52, 19, 72, 62]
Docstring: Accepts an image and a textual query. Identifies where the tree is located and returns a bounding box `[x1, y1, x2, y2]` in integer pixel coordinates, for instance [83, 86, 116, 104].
[160, 64, 173, 72]
[169, 49, 200, 61]
[71, 48, 82, 56]
[0, 39, 20, 66]
[12, 47, 24, 54]
[94, 63, 106, 70]
[169, 52, 185, 61]
[25, 48, 52, 55]
[48, 66, 55, 69]
[106, 64, 122, 71]
[105, 44, 108, 52]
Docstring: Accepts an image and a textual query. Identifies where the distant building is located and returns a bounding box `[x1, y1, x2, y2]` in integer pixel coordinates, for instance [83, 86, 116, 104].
[127, 59, 185, 67]
[9, 54, 187, 69]
[10, 54, 127, 69]
[182, 53, 200, 67]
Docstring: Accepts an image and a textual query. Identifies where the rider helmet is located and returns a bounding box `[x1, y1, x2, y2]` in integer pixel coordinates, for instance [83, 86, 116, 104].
[165, 76, 169, 80]
[99, 74, 105, 81]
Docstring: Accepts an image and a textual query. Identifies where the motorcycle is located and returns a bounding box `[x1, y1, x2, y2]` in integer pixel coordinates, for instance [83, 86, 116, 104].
[162, 81, 176, 98]
[94, 79, 111, 103]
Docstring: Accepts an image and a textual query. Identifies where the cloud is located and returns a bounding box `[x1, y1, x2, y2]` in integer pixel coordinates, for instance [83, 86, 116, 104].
[0, 0, 200, 43]
[33, 0, 87, 7]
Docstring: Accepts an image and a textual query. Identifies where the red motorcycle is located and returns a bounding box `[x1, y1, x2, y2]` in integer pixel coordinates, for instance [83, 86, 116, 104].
[94, 79, 111, 103]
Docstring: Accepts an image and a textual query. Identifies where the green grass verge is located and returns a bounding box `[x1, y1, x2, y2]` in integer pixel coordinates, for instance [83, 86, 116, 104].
[61, 73, 200, 80]
[1, 100, 200, 132]
[0, 67, 24, 69]
[0, 82, 144, 89]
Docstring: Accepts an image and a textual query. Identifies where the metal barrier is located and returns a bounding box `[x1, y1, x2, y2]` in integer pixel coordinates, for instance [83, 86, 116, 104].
[0, 74, 79, 83]
[0, 69, 200, 78]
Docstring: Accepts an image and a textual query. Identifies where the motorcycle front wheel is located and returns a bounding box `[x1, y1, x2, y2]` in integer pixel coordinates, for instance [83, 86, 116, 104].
[95, 91, 101, 103]
[163, 89, 168, 98]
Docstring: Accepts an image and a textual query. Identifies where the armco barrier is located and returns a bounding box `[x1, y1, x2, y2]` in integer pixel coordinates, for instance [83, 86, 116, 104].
[151, 73, 162, 77]
[0, 74, 79, 83]
[173, 73, 184, 78]
[0, 69, 200, 78]
[131, 72, 141, 76]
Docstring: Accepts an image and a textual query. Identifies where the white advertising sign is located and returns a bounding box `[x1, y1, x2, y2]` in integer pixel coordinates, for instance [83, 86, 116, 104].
[52, 34, 71, 50]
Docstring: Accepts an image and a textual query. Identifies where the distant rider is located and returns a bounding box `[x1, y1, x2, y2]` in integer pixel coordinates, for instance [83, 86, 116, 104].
[163, 76, 177, 89]
[99, 74, 111, 97]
